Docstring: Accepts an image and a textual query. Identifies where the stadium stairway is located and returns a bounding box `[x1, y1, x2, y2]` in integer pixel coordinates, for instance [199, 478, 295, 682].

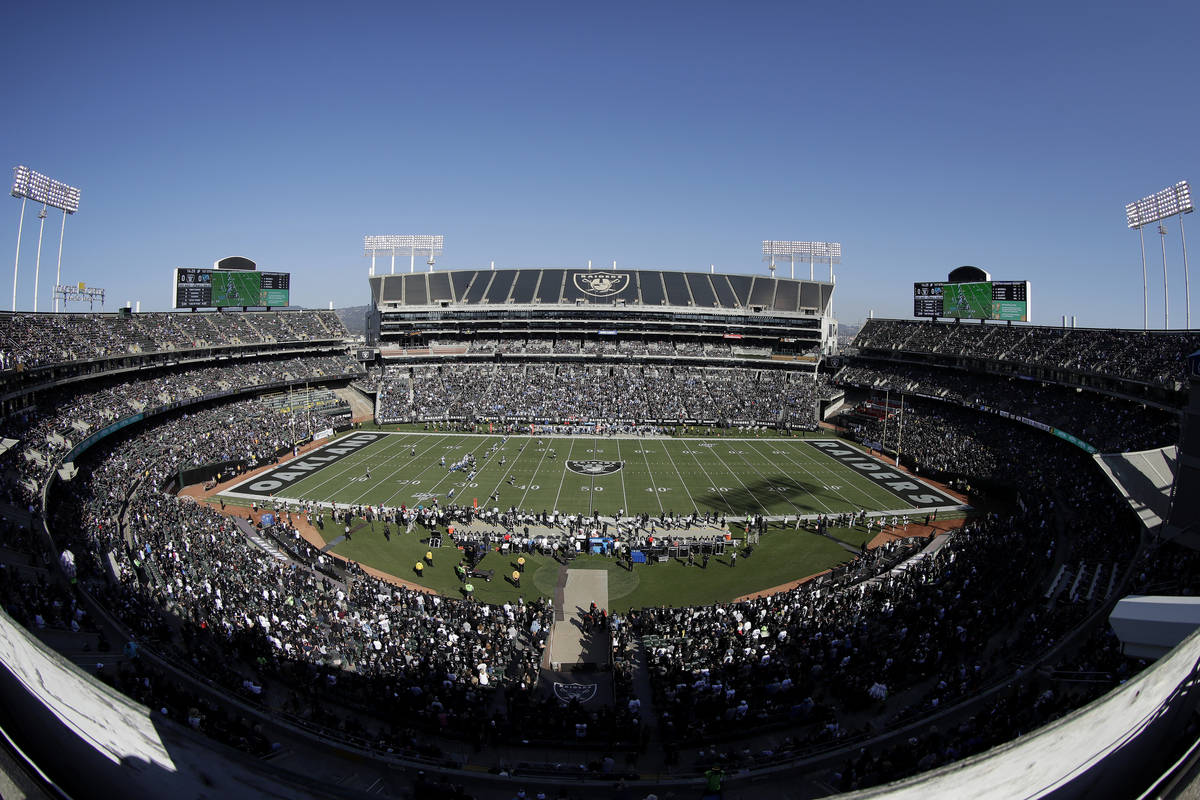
[231, 517, 293, 565]
[334, 386, 374, 420]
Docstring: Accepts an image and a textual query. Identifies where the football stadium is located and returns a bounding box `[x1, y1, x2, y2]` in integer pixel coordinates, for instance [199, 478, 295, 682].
[2, 243, 1200, 800]
[4, 7, 1200, 800]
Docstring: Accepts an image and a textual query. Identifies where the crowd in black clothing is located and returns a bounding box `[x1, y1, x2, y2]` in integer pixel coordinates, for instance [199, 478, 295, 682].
[378, 363, 830, 427]
[852, 318, 1200, 389]
[420, 336, 785, 360]
[3, 309, 1199, 794]
[0, 354, 362, 521]
[41, 394, 556, 750]
[627, 397, 1147, 790]
[0, 309, 344, 371]
[838, 362, 1180, 453]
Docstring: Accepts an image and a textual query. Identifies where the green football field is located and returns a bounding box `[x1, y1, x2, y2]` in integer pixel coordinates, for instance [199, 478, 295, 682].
[221, 431, 956, 518]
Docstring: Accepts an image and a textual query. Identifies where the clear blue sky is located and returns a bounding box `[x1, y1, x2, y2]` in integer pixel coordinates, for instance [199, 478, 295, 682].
[1, 1, 1196, 328]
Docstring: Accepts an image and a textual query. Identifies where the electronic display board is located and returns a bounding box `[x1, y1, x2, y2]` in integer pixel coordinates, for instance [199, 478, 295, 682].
[913, 282, 943, 318]
[173, 269, 290, 308]
[913, 280, 1030, 322]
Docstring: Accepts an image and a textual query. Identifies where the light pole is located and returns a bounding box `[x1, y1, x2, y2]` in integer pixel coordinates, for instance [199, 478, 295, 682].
[1138, 225, 1148, 329]
[1127, 181, 1193, 330]
[53, 209, 67, 313]
[10, 166, 80, 312]
[32, 205, 47, 312]
[1182, 211, 1192, 328]
[365, 235, 444, 276]
[762, 241, 841, 283]
[1160, 224, 1170, 328]
[11, 195, 25, 312]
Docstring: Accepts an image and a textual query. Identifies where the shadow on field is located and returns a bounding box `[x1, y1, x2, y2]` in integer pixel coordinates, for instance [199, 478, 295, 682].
[695, 475, 821, 513]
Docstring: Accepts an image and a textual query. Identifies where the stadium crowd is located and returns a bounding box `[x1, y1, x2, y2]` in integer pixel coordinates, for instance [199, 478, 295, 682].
[853, 318, 1200, 389]
[0, 309, 343, 371]
[50, 397, 554, 746]
[629, 401, 1146, 788]
[1, 308, 1197, 796]
[378, 364, 830, 427]
[0, 354, 362, 501]
[837, 361, 1180, 453]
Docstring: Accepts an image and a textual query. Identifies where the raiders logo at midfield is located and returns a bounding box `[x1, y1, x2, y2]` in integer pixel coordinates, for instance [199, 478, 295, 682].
[553, 682, 598, 703]
[572, 271, 630, 297]
[566, 460, 624, 476]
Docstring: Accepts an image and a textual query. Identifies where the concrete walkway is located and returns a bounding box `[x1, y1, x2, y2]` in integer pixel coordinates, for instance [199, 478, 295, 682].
[549, 569, 610, 669]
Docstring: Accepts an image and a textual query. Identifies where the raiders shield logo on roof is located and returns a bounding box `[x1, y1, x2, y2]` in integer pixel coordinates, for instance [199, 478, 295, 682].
[572, 271, 630, 297]
[566, 460, 624, 476]
[553, 682, 599, 703]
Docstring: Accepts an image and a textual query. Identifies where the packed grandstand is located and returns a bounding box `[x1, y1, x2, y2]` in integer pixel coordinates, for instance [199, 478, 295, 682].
[1, 282, 1199, 800]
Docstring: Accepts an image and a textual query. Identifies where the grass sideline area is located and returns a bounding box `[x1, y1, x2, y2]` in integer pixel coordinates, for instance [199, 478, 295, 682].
[323, 516, 871, 612]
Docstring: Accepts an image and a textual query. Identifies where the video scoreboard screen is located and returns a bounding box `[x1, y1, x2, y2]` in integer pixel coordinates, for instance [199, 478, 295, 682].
[174, 269, 291, 308]
[913, 280, 1030, 322]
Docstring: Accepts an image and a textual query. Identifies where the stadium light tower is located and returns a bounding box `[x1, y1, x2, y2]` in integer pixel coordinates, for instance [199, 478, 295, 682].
[1127, 181, 1193, 329]
[364, 235, 444, 276]
[10, 166, 80, 312]
[762, 241, 841, 281]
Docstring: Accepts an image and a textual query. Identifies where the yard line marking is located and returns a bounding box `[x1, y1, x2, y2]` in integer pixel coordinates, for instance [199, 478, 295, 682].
[743, 439, 841, 514]
[727, 441, 812, 516]
[769, 439, 897, 511]
[300, 432, 418, 502]
[614, 439, 630, 513]
[360, 433, 464, 506]
[674, 440, 734, 514]
[638, 440, 665, 514]
[411, 435, 506, 503]
[517, 437, 553, 510]
[483, 437, 532, 505]
[350, 433, 467, 505]
[659, 439, 700, 513]
[367, 433, 468, 506]
[589, 437, 598, 515]
[375, 434, 471, 508]
[705, 442, 772, 515]
[551, 438, 579, 512]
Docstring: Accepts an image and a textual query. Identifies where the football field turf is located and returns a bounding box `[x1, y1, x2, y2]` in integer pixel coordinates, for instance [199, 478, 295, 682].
[221, 431, 958, 518]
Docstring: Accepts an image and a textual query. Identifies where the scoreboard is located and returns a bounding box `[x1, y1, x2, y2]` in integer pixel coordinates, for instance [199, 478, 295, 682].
[913, 282, 943, 318]
[174, 269, 291, 308]
[913, 280, 1030, 322]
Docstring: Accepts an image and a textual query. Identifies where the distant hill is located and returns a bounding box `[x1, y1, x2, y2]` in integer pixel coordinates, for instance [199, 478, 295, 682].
[335, 305, 370, 336]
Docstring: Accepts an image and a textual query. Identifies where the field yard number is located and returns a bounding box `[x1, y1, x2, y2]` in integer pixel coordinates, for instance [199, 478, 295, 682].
[631, 449, 656, 454]
[581, 486, 604, 492]
[396, 479, 421, 485]
[586, 448, 604, 454]
[645, 487, 672, 493]
[517, 484, 540, 491]
[708, 486, 731, 493]
[824, 485, 842, 491]
[728, 450, 745, 455]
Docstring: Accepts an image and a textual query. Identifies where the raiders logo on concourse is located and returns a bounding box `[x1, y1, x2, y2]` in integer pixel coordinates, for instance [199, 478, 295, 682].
[566, 460, 624, 476]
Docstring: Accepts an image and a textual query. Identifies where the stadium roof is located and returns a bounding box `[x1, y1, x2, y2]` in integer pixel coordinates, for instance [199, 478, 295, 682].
[369, 267, 833, 315]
